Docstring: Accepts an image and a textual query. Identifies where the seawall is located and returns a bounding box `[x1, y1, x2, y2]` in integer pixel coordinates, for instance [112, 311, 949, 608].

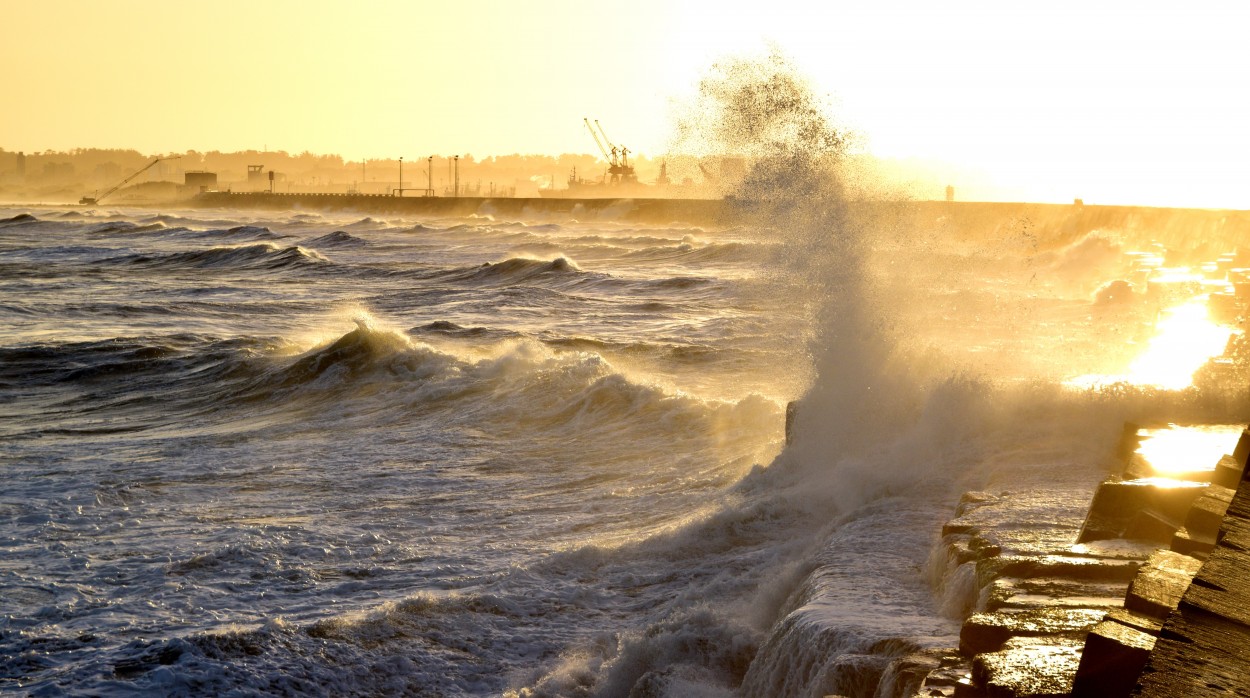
[189, 192, 1250, 252]
[189, 192, 729, 225]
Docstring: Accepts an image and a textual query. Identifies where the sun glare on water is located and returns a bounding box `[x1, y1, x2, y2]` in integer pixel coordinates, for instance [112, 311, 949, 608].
[1069, 298, 1234, 391]
[1123, 299, 1233, 389]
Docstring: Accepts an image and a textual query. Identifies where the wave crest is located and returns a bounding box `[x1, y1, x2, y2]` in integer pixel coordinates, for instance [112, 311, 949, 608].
[102, 243, 330, 271]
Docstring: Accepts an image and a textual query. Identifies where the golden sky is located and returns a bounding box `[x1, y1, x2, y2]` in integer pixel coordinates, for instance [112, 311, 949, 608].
[4, 0, 1248, 207]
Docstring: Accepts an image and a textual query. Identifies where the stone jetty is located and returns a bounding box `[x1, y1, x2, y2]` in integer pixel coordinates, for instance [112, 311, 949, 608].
[916, 426, 1250, 697]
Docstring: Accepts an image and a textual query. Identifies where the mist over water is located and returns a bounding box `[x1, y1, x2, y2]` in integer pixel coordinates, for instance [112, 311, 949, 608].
[4, 61, 1250, 698]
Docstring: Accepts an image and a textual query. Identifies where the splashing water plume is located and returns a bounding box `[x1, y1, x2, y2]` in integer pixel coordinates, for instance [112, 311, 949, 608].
[677, 52, 900, 480]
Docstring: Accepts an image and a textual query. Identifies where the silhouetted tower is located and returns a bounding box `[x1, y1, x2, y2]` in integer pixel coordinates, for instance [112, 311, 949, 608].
[15, 151, 25, 179]
[248, 165, 265, 189]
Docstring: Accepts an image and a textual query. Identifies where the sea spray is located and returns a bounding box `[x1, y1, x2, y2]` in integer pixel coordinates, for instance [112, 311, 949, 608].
[672, 52, 1074, 698]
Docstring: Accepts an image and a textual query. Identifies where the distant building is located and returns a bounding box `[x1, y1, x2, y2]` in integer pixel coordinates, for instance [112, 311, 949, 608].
[247, 165, 265, 188]
[945, 185, 955, 202]
[184, 171, 218, 191]
[15, 151, 25, 178]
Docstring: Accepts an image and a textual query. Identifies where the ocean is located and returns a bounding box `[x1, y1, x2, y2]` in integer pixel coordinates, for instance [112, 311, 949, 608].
[0, 197, 1245, 697]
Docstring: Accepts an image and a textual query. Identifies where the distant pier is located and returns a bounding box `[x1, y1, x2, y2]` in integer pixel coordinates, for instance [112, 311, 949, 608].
[190, 191, 730, 225]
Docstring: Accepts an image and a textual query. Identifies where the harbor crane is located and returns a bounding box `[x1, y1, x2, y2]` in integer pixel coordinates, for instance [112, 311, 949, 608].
[583, 117, 615, 167]
[80, 156, 181, 205]
[581, 117, 636, 185]
[594, 120, 630, 170]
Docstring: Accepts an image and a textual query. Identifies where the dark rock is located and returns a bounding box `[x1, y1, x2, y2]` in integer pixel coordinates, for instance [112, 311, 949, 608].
[1071, 619, 1155, 698]
[960, 608, 1105, 655]
[1122, 549, 1202, 620]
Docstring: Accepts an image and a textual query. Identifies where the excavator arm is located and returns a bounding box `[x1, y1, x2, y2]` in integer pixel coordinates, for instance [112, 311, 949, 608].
[83, 156, 181, 205]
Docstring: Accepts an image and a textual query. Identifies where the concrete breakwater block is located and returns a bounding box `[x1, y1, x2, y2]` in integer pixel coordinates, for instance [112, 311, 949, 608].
[1184, 483, 1236, 538]
[1133, 608, 1250, 697]
[1167, 484, 1235, 559]
[945, 488, 1106, 560]
[1119, 507, 1183, 544]
[1102, 606, 1163, 635]
[1232, 426, 1250, 470]
[1170, 526, 1215, 559]
[975, 554, 1141, 589]
[1069, 618, 1155, 697]
[982, 576, 1126, 612]
[1211, 453, 1246, 490]
[963, 637, 1083, 698]
[1122, 549, 1202, 620]
[959, 608, 1105, 655]
[1177, 483, 1250, 626]
[1077, 479, 1208, 543]
[934, 474, 1157, 697]
[1215, 484, 1250, 551]
[1133, 474, 1250, 696]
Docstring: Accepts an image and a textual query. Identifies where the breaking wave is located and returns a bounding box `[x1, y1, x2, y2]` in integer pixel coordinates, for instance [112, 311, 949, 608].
[305, 230, 367, 248]
[99, 242, 331, 271]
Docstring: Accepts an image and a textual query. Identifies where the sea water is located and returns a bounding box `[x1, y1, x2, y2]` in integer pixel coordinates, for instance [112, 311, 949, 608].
[0, 200, 1244, 697]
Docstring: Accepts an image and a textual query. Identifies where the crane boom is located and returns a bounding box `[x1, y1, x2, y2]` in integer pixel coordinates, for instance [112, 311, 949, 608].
[583, 118, 611, 162]
[81, 156, 181, 205]
[594, 120, 614, 150]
